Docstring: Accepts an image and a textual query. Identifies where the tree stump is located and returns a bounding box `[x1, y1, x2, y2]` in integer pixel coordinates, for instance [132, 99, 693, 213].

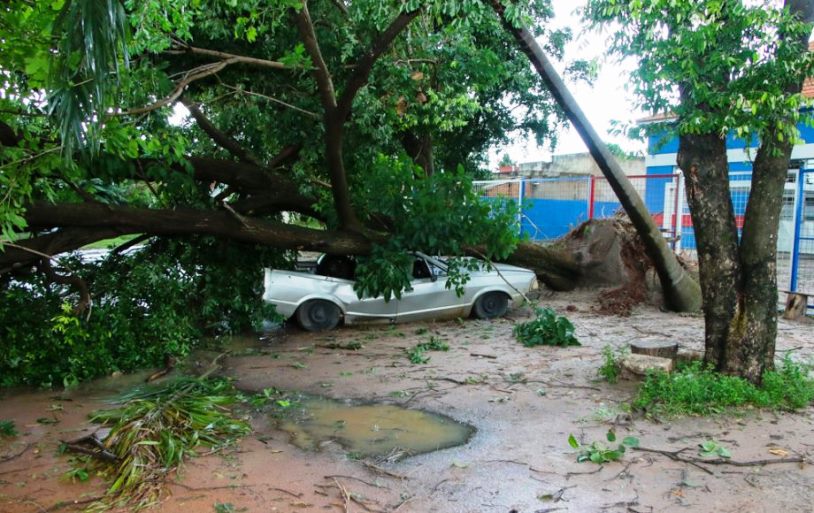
[630, 340, 678, 359]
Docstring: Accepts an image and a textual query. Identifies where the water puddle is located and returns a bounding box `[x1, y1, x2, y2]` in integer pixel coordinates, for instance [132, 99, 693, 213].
[276, 397, 475, 458]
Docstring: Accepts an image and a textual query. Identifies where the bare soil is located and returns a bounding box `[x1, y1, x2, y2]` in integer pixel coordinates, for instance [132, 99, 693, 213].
[2, 290, 814, 513]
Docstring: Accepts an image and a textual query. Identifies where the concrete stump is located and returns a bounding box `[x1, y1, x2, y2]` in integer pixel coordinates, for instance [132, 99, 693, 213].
[620, 353, 674, 380]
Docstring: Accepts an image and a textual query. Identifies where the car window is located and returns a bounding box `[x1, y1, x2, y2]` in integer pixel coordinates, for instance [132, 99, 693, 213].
[412, 258, 432, 279]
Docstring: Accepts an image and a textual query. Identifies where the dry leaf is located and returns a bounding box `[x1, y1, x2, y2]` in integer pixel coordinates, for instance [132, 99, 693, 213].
[768, 448, 790, 457]
[411, 71, 424, 81]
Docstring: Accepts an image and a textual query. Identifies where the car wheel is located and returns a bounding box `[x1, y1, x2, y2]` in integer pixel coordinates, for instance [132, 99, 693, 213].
[473, 292, 509, 319]
[296, 300, 341, 331]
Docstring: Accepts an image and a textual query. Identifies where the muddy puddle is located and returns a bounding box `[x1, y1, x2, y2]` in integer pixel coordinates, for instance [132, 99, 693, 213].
[275, 396, 475, 458]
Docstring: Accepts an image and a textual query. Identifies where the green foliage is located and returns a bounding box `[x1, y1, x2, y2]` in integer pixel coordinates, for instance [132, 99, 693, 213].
[85, 377, 250, 510]
[568, 430, 640, 464]
[352, 157, 520, 301]
[514, 307, 580, 348]
[698, 440, 731, 459]
[0, 239, 284, 388]
[633, 357, 814, 416]
[405, 336, 449, 364]
[598, 345, 627, 384]
[0, 419, 17, 437]
[585, 0, 814, 146]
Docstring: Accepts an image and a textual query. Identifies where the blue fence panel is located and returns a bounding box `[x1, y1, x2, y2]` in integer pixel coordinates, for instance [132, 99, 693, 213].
[522, 199, 589, 239]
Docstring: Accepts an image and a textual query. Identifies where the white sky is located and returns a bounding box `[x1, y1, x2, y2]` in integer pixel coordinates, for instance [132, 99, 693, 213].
[487, 0, 647, 167]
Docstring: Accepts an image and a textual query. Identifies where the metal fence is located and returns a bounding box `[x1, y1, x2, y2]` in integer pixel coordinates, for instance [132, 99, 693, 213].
[475, 167, 814, 309]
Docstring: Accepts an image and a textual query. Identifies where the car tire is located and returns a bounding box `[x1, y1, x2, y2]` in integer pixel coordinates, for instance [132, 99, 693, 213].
[473, 292, 509, 319]
[296, 300, 342, 332]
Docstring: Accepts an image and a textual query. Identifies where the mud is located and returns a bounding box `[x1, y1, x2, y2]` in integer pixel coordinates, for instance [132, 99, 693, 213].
[277, 396, 475, 458]
[2, 289, 814, 513]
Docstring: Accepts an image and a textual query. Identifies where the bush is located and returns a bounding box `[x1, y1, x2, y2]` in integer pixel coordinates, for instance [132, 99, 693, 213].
[514, 307, 580, 347]
[0, 237, 286, 388]
[633, 356, 814, 416]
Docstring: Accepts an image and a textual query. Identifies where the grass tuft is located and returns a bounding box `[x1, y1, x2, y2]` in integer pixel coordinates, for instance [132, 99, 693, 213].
[633, 356, 814, 416]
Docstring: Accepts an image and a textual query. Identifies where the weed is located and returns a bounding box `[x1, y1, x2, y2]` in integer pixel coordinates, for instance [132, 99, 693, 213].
[0, 419, 17, 437]
[568, 430, 639, 464]
[698, 440, 731, 459]
[63, 465, 90, 483]
[633, 356, 814, 416]
[406, 336, 450, 364]
[513, 307, 580, 347]
[598, 345, 627, 384]
[414, 327, 429, 335]
[418, 336, 449, 352]
[406, 346, 430, 364]
[213, 503, 236, 513]
[291, 362, 307, 370]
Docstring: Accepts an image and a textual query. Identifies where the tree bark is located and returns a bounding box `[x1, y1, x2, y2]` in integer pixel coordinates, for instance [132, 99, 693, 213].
[489, 0, 702, 312]
[4, 203, 581, 290]
[677, 132, 740, 369]
[673, 0, 813, 383]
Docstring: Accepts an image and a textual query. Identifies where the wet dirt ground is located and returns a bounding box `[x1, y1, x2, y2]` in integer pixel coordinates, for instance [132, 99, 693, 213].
[2, 290, 814, 513]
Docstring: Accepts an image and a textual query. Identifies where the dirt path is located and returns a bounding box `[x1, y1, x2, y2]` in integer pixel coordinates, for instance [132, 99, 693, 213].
[2, 290, 813, 512]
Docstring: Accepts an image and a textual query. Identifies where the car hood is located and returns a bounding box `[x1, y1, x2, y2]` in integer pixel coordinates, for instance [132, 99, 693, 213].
[485, 263, 535, 275]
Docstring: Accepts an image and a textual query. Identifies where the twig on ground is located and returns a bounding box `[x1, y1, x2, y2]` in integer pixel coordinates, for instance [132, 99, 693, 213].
[634, 446, 806, 472]
[325, 474, 388, 489]
[361, 460, 407, 479]
[565, 465, 604, 479]
[333, 478, 351, 513]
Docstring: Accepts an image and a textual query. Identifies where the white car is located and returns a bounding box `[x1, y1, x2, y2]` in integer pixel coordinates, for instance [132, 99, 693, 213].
[263, 252, 538, 331]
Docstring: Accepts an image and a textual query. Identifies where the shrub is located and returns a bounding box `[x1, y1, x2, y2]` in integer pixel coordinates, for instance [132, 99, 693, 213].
[0, 237, 286, 388]
[514, 307, 580, 347]
[633, 356, 814, 416]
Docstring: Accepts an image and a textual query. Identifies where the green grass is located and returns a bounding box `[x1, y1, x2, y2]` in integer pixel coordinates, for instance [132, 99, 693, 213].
[633, 356, 814, 416]
[0, 419, 17, 437]
[597, 345, 627, 384]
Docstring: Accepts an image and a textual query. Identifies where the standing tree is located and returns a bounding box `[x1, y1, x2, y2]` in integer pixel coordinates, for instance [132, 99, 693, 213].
[489, 1, 703, 313]
[585, 0, 814, 382]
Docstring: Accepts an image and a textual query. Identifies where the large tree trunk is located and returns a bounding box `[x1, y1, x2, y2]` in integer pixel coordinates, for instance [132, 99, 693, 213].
[677, 132, 740, 368]
[674, 0, 812, 383]
[489, 1, 702, 313]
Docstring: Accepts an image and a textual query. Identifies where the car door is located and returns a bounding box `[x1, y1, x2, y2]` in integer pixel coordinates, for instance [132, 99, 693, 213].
[396, 257, 466, 322]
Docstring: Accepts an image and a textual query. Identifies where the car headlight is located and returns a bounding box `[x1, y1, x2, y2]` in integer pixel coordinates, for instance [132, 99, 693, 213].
[530, 277, 539, 291]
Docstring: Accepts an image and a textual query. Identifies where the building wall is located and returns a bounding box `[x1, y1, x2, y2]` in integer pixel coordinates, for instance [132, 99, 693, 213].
[509, 152, 644, 178]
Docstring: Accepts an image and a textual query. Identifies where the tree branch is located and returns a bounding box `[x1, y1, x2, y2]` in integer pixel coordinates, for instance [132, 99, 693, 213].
[336, 8, 421, 120]
[295, 1, 338, 111]
[181, 97, 262, 166]
[122, 60, 236, 116]
[23, 202, 377, 255]
[0, 228, 121, 272]
[170, 40, 291, 71]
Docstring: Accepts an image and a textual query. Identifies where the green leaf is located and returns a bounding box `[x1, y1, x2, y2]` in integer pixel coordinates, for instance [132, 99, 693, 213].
[568, 434, 579, 449]
[606, 430, 616, 442]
